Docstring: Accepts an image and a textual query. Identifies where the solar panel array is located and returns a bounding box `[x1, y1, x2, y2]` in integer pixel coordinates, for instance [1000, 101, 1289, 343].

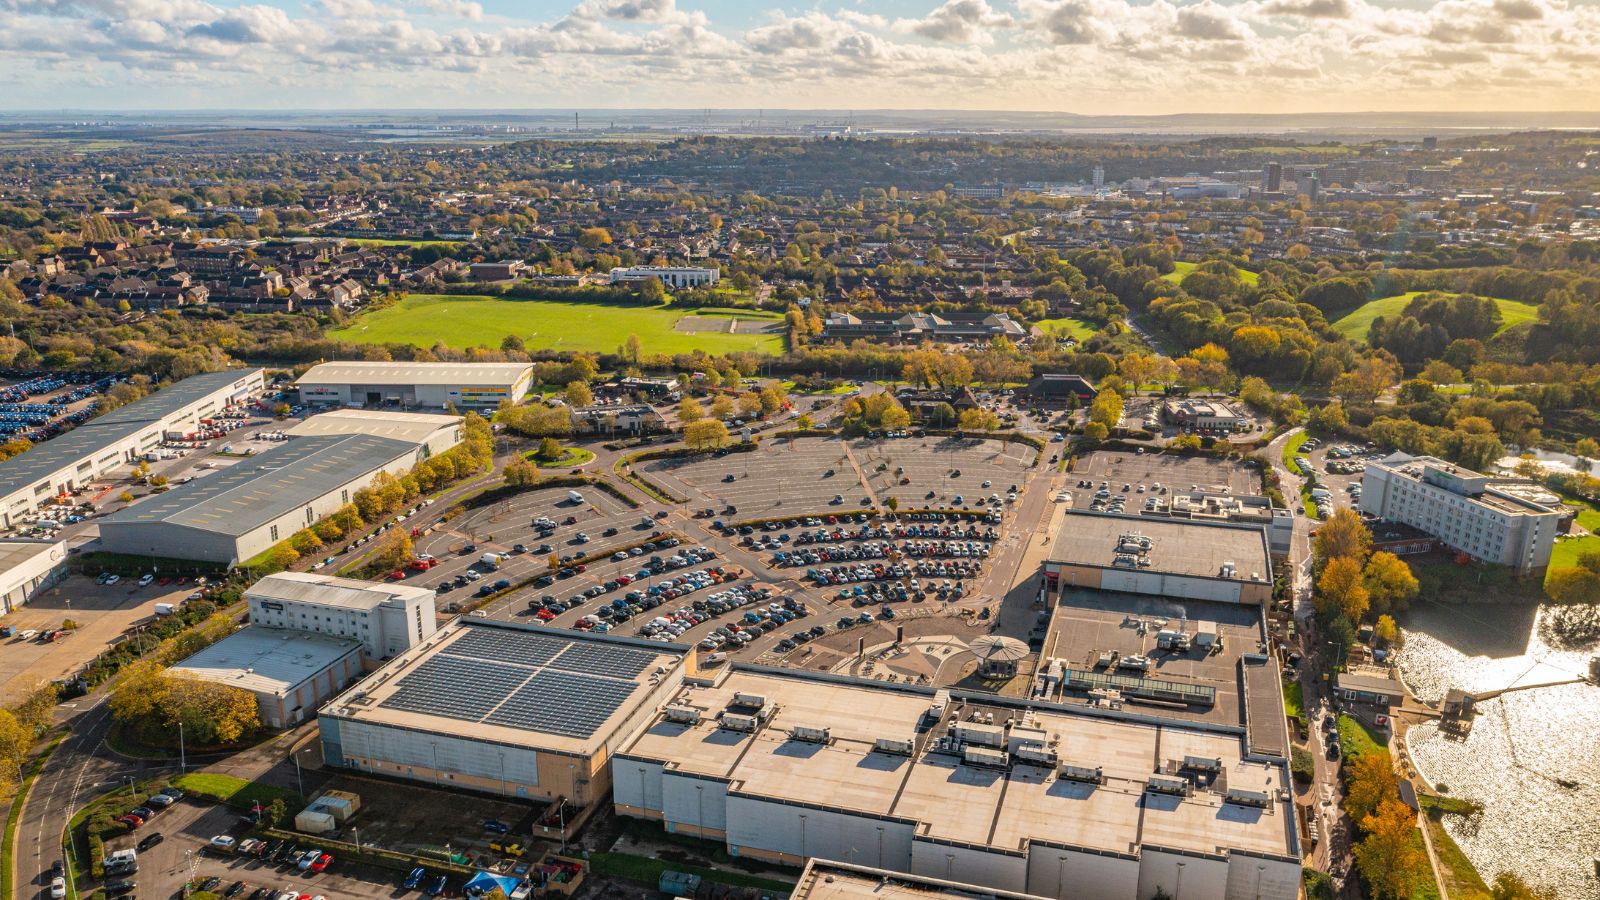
[486, 671, 641, 737]
[377, 627, 660, 740]
[442, 628, 568, 667]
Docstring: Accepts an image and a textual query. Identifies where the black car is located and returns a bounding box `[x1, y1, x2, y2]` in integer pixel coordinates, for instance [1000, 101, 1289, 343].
[225, 880, 247, 897]
[199, 876, 222, 891]
[104, 880, 136, 896]
[137, 832, 164, 850]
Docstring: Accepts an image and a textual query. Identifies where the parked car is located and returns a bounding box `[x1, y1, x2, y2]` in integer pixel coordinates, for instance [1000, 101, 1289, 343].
[137, 832, 164, 850]
[403, 868, 426, 890]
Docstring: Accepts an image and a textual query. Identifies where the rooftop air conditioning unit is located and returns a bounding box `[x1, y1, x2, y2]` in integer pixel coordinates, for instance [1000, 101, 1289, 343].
[790, 725, 831, 744]
[1225, 788, 1273, 808]
[964, 747, 1010, 770]
[1013, 745, 1058, 768]
[1146, 775, 1192, 797]
[1181, 755, 1222, 774]
[732, 693, 767, 709]
[874, 737, 915, 756]
[721, 713, 759, 733]
[1058, 764, 1104, 785]
[664, 706, 701, 725]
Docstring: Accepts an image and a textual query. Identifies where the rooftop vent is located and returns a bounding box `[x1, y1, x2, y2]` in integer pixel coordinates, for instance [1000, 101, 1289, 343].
[1059, 764, 1105, 785]
[664, 705, 701, 725]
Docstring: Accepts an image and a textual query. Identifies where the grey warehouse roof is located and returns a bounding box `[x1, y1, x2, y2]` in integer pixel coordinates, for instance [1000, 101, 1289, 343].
[102, 433, 417, 537]
[170, 625, 360, 696]
[249, 571, 433, 610]
[0, 369, 263, 498]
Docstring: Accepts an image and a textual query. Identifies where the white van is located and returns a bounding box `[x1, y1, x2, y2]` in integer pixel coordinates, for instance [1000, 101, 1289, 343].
[154, 603, 176, 616]
[568, 490, 585, 505]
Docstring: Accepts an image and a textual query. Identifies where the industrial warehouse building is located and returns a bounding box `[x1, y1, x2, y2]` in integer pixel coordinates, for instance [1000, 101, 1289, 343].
[0, 539, 68, 615]
[0, 368, 266, 530]
[793, 860, 1052, 900]
[614, 669, 1301, 900]
[607, 266, 720, 289]
[317, 620, 687, 806]
[284, 408, 463, 459]
[295, 361, 533, 411]
[97, 432, 434, 564]
[169, 626, 364, 729]
[1359, 452, 1562, 575]
[1044, 514, 1273, 605]
[245, 571, 437, 663]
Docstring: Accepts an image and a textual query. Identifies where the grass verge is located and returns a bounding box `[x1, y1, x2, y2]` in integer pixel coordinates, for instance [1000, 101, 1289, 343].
[3, 729, 68, 900]
[1338, 714, 1388, 761]
[1419, 798, 1491, 900]
[171, 774, 305, 811]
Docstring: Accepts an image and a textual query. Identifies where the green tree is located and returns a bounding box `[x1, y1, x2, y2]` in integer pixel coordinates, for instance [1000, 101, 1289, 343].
[537, 437, 564, 461]
[1354, 800, 1427, 900]
[264, 798, 289, 828]
[565, 381, 593, 408]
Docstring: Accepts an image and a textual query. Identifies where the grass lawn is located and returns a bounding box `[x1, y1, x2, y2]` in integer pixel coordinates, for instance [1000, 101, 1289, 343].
[172, 773, 305, 810]
[526, 447, 596, 468]
[1283, 430, 1309, 473]
[1338, 714, 1388, 760]
[1330, 292, 1540, 343]
[1283, 677, 1304, 720]
[1037, 316, 1098, 340]
[329, 294, 784, 355]
[1161, 260, 1259, 285]
[1419, 798, 1492, 900]
[1545, 504, 1600, 582]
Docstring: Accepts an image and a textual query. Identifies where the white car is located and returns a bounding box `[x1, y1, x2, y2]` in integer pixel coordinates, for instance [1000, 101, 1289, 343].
[105, 574, 120, 585]
[138, 574, 155, 587]
[208, 834, 236, 851]
[50, 877, 66, 899]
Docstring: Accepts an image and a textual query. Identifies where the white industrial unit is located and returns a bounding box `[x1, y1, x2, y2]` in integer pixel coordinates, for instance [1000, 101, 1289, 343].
[295, 361, 533, 411]
[0, 369, 266, 530]
[285, 409, 464, 460]
[1044, 514, 1274, 605]
[0, 539, 68, 615]
[608, 266, 720, 289]
[169, 626, 363, 728]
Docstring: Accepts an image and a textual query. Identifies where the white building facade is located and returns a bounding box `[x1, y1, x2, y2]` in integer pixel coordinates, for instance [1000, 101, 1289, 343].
[0, 539, 68, 615]
[245, 571, 437, 662]
[295, 362, 533, 411]
[608, 266, 721, 289]
[1359, 453, 1562, 575]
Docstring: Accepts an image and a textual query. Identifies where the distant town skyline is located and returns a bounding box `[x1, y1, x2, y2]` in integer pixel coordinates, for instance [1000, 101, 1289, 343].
[2, 0, 1598, 112]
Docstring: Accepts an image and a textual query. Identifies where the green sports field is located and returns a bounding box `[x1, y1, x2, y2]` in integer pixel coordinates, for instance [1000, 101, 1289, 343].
[1037, 316, 1098, 340]
[1330, 292, 1540, 343]
[329, 294, 785, 355]
[1161, 260, 1259, 285]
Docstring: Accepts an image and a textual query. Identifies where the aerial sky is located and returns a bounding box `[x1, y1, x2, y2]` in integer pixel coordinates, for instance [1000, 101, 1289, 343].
[1, 0, 1597, 112]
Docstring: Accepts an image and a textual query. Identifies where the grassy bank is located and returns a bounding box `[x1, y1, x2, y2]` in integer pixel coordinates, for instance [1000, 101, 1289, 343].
[1331, 293, 1538, 343]
[1419, 797, 1492, 900]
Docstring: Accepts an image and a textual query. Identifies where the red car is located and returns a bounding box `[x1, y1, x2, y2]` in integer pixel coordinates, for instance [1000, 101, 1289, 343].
[386, 570, 407, 581]
[536, 609, 556, 621]
[115, 814, 144, 829]
[311, 854, 333, 873]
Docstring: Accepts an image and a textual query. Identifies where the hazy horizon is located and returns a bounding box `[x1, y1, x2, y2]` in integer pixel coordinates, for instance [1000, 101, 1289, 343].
[3, 0, 1599, 113]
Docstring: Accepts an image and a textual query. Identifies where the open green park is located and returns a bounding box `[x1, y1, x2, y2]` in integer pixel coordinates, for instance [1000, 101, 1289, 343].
[1331, 293, 1540, 343]
[1162, 260, 1260, 286]
[329, 294, 785, 355]
[1036, 316, 1098, 340]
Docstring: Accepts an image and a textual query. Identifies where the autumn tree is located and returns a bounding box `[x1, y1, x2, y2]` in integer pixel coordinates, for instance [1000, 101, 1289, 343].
[1489, 873, 1558, 900]
[678, 397, 706, 424]
[1343, 751, 1399, 824]
[1317, 556, 1370, 623]
[1313, 508, 1372, 571]
[737, 392, 762, 418]
[684, 419, 731, 450]
[958, 408, 1000, 432]
[1354, 800, 1427, 900]
[710, 395, 736, 420]
[1373, 615, 1401, 648]
[1088, 390, 1124, 430]
[565, 380, 593, 408]
[1363, 552, 1419, 616]
[503, 459, 540, 487]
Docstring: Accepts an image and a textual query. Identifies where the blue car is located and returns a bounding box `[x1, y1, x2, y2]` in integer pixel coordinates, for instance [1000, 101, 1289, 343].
[428, 875, 449, 897]
[482, 819, 510, 834]
[404, 867, 425, 890]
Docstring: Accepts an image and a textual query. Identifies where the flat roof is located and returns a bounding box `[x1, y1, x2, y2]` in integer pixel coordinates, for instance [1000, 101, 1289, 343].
[1050, 513, 1271, 582]
[102, 434, 418, 537]
[321, 620, 683, 758]
[0, 539, 64, 574]
[247, 571, 433, 611]
[793, 861, 1052, 900]
[620, 669, 1295, 861]
[170, 626, 359, 696]
[286, 409, 463, 444]
[296, 361, 533, 388]
[0, 369, 264, 498]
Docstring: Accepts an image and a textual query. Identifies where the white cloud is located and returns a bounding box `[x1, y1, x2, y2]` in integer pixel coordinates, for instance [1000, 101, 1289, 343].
[1, 0, 1598, 111]
[894, 0, 1013, 43]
